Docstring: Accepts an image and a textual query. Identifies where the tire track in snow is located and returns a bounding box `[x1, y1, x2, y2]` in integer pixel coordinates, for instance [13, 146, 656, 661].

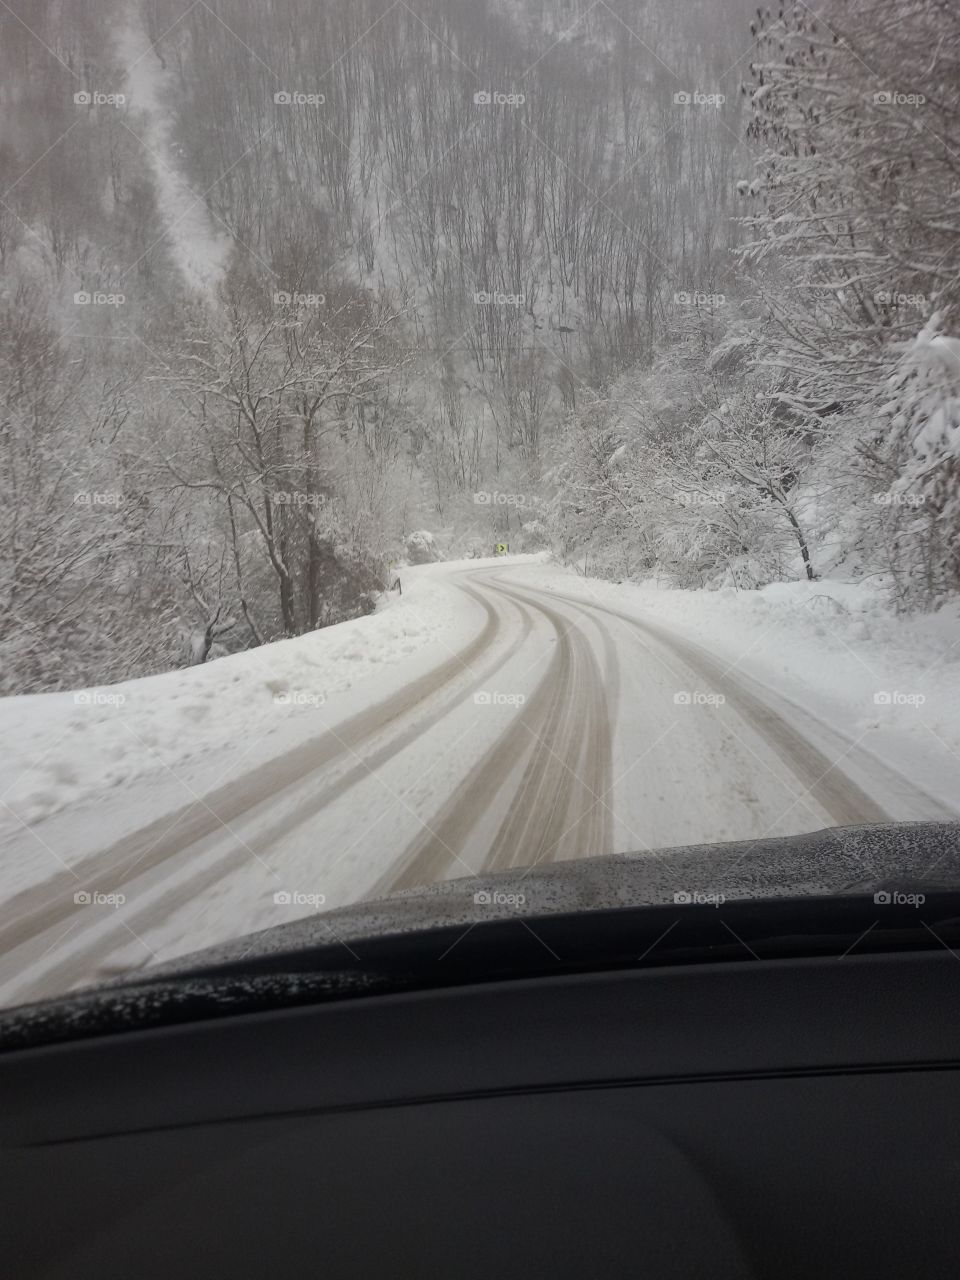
[16, 589, 541, 1002]
[0, 588, 504, 962]
[377, 579, 616, 892]
[517, 582, 948, 828]
[10, 566, 946, 1005]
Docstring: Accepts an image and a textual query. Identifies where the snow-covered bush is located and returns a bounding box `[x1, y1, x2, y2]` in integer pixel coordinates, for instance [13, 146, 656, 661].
[863, 320, 960, 607]
[516, 519, 550, 551]
[404, 530, 442, 564]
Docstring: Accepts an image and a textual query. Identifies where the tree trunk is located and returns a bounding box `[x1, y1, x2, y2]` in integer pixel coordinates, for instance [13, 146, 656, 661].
[784, 506, 816, 581]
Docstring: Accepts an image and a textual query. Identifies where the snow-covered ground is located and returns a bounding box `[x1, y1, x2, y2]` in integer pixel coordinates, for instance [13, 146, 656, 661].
[516, 563, 960, 815]
[0, 567, 475, 848]
[116, 12, 231, 291]
[0, 554, 957, 1005]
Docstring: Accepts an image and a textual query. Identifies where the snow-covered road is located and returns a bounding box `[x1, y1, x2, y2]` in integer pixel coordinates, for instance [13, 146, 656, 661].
[1, 559, 956, 1004]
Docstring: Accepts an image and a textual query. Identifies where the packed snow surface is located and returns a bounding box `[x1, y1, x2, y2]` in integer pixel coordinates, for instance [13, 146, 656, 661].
[1, 555, 957, 1005]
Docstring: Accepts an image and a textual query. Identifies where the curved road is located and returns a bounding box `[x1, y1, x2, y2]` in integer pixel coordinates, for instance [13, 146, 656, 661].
[0, 564, 952, 1004]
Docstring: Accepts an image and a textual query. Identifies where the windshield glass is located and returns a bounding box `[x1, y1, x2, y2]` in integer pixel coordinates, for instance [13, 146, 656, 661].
[0, 0, 957, 1008]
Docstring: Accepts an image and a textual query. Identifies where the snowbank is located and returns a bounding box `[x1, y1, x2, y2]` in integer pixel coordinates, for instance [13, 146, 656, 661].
[0, 567, 478, 831]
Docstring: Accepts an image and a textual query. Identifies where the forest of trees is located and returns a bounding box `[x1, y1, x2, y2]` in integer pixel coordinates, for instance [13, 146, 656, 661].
[0, 0, 957, 692]
[551, 0, 960, 602]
